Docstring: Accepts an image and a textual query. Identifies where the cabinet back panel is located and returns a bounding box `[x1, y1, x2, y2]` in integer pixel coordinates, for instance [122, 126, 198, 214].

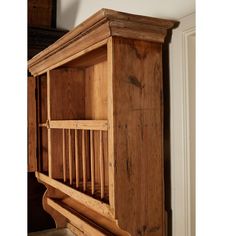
[50, 68, 85, 120]
[85, 61, 108, 119]
[38, 127, 48, 172]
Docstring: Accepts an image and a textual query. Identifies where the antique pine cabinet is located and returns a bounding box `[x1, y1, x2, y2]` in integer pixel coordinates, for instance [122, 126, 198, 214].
[28, 9, 176, 236]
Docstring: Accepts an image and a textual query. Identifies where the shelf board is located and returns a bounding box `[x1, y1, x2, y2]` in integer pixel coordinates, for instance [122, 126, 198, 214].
[35, 172, 113, 219]
[39, 120, 108, 131]
[47, 198, 111, 236]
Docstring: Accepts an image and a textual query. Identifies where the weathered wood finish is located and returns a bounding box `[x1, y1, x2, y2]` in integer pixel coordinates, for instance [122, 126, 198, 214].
[28, 76, 37, 172]
[29, 8, 176, 236]
[49, 120, 108, 131]
[28, 9, 176, 77]
[50, 68, 85, 120]
[35, 172, 113, 219]
[111, 37, 164, 236]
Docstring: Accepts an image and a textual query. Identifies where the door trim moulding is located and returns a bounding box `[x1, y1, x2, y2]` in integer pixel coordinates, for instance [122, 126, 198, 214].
[169, 13, 195, 236]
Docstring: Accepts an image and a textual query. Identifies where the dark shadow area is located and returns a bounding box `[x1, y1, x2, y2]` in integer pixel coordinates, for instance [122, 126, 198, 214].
[162, 22, 179, 236]
[28, 173, 55, 233]
[163, 41, 172, 236]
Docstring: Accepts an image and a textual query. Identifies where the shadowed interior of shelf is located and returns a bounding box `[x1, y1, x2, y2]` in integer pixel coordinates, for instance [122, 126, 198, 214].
[36, 46, 109, 204]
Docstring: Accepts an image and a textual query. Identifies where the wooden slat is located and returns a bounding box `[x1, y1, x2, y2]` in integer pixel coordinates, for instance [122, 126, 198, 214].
[47, 71, 51, 120]
[49, 120, 108, 131]
[28, 76, 37, 172]
[35, 172, 113, 219]
[67, 223, 84, 236]
[82, 130, 86, 191]
[75, 130, 79, 188]
[47, 198, 108, 236]
[107, 37, 115, 210]
[68, 129, 72, 185]
[63, 198, 130, 236]
[62, 129, 66, 182]
[47, 71, 52, 178]
[99, 131, 104, 199]
[90, 131, 95, 195]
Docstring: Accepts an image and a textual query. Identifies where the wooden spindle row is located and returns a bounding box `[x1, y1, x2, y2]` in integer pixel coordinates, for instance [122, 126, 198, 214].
[61, 129, 105, 199]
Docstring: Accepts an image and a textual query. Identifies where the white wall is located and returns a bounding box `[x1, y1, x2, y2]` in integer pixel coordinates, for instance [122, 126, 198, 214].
[57, 0, 195, 30]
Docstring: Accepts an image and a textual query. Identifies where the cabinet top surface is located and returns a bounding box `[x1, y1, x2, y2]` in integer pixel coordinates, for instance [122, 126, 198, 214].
[28, 8, 178, 76]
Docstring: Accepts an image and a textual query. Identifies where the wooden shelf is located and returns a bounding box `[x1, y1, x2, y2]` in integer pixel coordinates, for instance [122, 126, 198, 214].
[47, 198, 111, 236]
[35, 172, 113, 219]
[39, 120, 108, 131]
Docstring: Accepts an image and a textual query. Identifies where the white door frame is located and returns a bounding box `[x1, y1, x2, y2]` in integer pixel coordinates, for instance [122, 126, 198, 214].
[169, 13, 195, 236]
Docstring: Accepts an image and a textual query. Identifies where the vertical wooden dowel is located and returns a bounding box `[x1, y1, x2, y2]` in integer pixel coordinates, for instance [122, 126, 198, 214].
[75, 130, 79, 188]
[48, 129, 52, 178]
[82, 130, 86, 191]
[90, 130, 95, 195]
[47, 71, 52, 178]
[62, 129, 66, 182]
[68, 129, 72, 185]
[99, 130, 104, 199]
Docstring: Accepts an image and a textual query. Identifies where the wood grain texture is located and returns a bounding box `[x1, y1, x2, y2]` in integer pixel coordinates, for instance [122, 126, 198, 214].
[75, 130, 79, 188]
[82, 130, 87, 192]
[111, 37, 164, 236]
[29, 22, 110, 76]
[63, 197, 130, 236]
[85, 60, 108, 120]
[49, 120, 108, 131]
[90, 130, 95, 195]
[28, 9, 177, 76]
[35, 172, 113, 219]
[62, 129, 66, 182]
[99, 131, 105, 199]
[47, 198, 110, 236]
[68, 129, 73, 185]
[50, 68, 85, 120]
[36, 74, 48, 172]
[30, 9, 176, 236]
[47, 71, 52, 178]
[28, 76, 37, 172]
[107, 37, 115, 212]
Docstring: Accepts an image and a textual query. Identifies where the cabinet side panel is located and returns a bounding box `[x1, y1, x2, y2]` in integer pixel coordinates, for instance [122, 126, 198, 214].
[37, 75, 48, 172]
[112, 37, 164, 236]
[28, 76, 37, 172]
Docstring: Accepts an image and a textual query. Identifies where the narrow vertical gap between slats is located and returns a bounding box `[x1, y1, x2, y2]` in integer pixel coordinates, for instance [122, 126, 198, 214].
[75, 130, 79, 188]
[99, 130, 104, 199]
[90, 130, 95, 195]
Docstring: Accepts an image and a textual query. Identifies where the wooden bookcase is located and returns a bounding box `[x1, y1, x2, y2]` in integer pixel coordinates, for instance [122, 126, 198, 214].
[28, 9, 177, 236]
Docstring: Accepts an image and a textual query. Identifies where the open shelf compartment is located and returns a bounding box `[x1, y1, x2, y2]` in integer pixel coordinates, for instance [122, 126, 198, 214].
[36, 45, 110, 204]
